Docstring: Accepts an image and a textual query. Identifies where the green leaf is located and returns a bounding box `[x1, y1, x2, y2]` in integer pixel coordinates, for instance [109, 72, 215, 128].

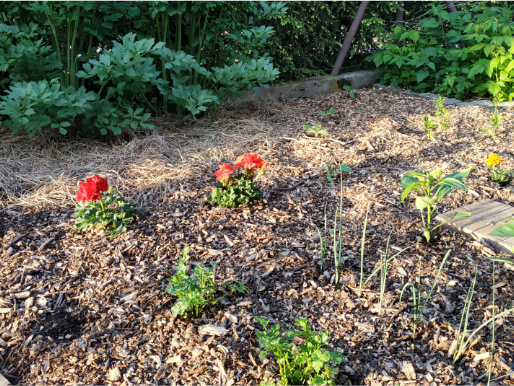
[337, 164, 352, 173]
[439, 177, 468, 190]
[417, 70, 430, 83]
[450, 211, 471, 220]
[489, 223, 514, 238]
[415, 196, 435, 210]
[487, 256, 514, 266]
[401, 182, 421, 203]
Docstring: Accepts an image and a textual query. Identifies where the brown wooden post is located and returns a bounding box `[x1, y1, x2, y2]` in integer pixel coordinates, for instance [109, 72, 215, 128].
[330, 1, 369, 76]
[445, 1, 458, 12]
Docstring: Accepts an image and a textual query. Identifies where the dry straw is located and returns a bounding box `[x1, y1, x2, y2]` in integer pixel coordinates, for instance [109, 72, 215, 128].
[0, 100, 282, 210]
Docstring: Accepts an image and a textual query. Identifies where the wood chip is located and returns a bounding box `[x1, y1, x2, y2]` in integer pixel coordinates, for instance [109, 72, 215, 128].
[198, 324, 229, 336]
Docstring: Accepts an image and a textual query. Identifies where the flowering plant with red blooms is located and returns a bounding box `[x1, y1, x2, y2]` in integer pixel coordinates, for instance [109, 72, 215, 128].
[74, 175, 141, 235]
[208, 153, 267, 208]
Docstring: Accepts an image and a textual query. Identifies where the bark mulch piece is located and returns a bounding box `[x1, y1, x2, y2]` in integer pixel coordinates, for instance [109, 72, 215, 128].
[1, 87, 514, 385]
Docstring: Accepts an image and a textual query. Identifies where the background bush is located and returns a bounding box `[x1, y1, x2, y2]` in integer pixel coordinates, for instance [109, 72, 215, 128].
[367, 2, 514, 101]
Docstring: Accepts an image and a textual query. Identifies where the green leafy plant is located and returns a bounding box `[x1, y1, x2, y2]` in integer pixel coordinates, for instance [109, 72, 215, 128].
[433, 95, 451, 131]
[400, 249, 451, 338]
[482, 101, 504, 138]
[166, 246, 247, 317]
[368, 3, 514, 101]
[318, 108, 336, 116]
[303, 124, 328, 138]
[343, 85, 357, 98]
[423, 114, 435, 141]
[255, 317, 344, 385]
[401, 167, 473, 243]
[74, 175, 141, 236]
[208, 153, 266, 208]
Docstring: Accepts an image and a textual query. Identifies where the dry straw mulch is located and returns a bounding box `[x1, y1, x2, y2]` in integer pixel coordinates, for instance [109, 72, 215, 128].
[1, 88, 514, 385]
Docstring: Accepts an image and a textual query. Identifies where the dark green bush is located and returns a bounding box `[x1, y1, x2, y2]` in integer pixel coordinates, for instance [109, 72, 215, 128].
[367, 2, 514, 100]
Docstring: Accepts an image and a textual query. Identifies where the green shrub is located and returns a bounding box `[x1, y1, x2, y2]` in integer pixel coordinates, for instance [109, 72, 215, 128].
[367, 2, 514, 100]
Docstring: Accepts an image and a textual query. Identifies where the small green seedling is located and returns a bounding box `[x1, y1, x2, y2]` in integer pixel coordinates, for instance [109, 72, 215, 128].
[483, 101, 503, 138]
[322, 164, 351, 183]
[318, 108, 337, 116]
[166, 246, 247, 317]
[424, 114, 435, 141]
[255, 317, 344, 385]
[343, 85, 357, 98]
[434, 95, 452, 131]
[401, 167, 473, 243]
[303, 124, 329, 138]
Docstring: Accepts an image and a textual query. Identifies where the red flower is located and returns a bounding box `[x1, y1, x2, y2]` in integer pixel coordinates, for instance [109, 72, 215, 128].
[214, 164, 234, 182]
[76, 181, 102, 202]
[233, 153, 266, 171]
[86, 174, 108, 192]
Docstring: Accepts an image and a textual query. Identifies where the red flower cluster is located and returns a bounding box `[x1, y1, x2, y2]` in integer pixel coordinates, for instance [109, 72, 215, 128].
[77, 175, 109, 202]
[214, 153, 267, 184]
[214, 164, 234, 182]
[233, 153, 267, 171]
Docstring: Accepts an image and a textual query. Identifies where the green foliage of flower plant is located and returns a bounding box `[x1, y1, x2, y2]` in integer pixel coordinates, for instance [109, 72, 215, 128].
[433, 95, 451, 131]
[401, 167, 473, 243]
[423, 114, 435, 141]
[486, 154, 512, 185]
[166, 246, 247, 318]
[482, 101, 504, 138]
[208, 153, 266, 208]
[74, 175, 141, 236]
[255, 317, 344, 386]
[304, 124, 328, 138]
[400, 249, 450, 338]
[367, 2, 514, 101]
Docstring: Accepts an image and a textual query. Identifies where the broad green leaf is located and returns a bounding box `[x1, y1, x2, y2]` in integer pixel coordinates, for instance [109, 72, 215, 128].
[417, 70, 430, 83]
[489, 223, 514, 238]
[415, 196, 436, 210]
[401, 182, 421, 203]
[450, 211, 471, 220]
[440, 177, 468, 190]
[337, 164, 352, 173]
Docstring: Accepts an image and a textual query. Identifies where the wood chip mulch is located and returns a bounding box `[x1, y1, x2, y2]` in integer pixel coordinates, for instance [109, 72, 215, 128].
[1, 88, 514, 385]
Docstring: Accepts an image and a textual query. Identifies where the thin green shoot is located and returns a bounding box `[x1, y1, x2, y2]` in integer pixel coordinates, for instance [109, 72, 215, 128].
[433, 95, 451, 131]
[400, 249, 451, 338]
[333, 177, 344, 285]
[379, 231, 391, 311]
[453, 268, 477, 363]
[424, 114, 435, 141]
[487, 262, 495, 386]
[359, 232, 412, 296]
[359, 204, 370, 296]
[313, 204, 328, 271]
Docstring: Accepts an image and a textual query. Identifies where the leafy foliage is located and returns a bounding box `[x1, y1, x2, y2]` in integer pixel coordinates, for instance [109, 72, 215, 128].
[208, 175, 263, 208]
[74, 187, 141, 236]
[368, 2, 514, 100]
[255, 317, 344, 385]
[303, 124, 328, 138]
[166, 247, 247, 317]
[401, 167, 472, 242]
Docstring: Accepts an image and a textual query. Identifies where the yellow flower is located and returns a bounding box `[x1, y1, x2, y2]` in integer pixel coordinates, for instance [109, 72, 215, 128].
[486, 154, 503, 168]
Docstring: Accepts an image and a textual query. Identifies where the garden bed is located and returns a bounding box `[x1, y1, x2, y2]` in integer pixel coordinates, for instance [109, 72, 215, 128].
[1, 88, 514, 385]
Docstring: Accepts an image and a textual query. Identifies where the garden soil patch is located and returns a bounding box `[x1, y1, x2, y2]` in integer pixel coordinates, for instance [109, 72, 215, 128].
[1, 88, 514, 385]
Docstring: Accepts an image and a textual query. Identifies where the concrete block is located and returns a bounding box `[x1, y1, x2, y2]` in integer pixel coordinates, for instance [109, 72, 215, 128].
[435, 199, 514, 255]
[337, 70, 382, 90]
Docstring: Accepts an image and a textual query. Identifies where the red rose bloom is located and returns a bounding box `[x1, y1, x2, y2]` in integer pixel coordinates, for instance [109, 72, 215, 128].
[214, 164, 234, 182]
[233, 153, 266, 171]
[86, 174, 108, 192]
[76, 181, 102, 202]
